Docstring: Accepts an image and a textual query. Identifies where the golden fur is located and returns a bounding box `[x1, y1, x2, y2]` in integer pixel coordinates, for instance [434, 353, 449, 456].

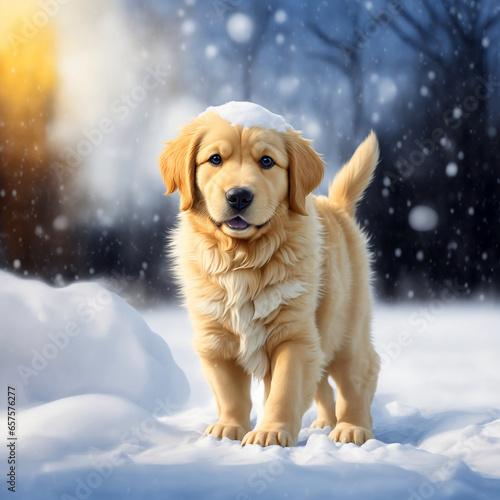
[159, 110, 380, 447]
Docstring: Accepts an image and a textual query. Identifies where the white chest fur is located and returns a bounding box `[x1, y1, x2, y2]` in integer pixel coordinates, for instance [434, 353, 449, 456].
[198, 273, 307, 379]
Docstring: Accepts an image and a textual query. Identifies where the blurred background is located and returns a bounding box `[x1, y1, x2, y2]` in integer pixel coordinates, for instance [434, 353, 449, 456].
[0, 0, 499, 305]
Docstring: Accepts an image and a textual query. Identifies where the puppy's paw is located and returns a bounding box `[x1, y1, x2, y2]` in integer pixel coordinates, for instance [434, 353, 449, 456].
[329, 423, 374, 445]
[242, 426, 296, 447]
[204, 423, 248, 441]
[310, 418, 337, 430]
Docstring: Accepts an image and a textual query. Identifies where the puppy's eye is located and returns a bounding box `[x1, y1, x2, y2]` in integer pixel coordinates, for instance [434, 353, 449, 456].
[209, 154, 222, 166]
[260, 156, 275, 169]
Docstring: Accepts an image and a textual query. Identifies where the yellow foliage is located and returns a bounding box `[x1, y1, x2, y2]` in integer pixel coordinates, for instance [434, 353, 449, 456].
[0, 0, 58, 165]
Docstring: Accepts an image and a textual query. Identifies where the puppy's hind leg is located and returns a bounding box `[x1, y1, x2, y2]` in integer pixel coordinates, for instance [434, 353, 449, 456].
[329, 347, 380, 445]
[310, 372, 337, 429]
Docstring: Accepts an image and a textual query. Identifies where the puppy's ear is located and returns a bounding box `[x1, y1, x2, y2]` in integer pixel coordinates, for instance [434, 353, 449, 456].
[286, 130, 324, 216]
[158, 124, 202, 211]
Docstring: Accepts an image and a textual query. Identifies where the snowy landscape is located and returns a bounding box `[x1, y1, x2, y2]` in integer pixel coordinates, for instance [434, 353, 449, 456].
[1, 1, 500, 498]
[1, 270, 499, 499]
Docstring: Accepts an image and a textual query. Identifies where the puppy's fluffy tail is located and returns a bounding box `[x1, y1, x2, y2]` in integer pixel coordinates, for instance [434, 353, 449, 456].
[328, 131, 379, 217]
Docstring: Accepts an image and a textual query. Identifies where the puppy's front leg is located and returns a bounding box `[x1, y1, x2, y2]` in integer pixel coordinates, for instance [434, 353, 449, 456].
[242, 338, 321, 447]
[201, 357, 252, 441]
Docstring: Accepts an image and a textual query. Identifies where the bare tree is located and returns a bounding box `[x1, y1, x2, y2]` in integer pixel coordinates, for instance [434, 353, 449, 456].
[388, 0, 500, 292]
[224, 4, 275, 101]
[389, 0, 500, 106]
[307, 0, 367, 142]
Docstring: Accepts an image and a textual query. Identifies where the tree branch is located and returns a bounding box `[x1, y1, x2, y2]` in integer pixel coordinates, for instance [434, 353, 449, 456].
[397, 5, 432, 42]
[442, 0, 475, 47]
[483, 11, 500, 32]
[308, 52, 350, 75]
[306, 21, 358, 68]
[389, 20, 447, 69]
[421, 0, 450, 34]
[307, 22, 347, 50]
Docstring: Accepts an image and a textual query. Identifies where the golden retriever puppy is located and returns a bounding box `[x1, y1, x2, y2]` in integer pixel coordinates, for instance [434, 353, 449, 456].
[159, 102, 380, 447]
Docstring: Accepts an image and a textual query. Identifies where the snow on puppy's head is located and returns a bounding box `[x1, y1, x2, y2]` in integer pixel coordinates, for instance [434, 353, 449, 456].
[199, 101, 294, 133]
[160, 100, 323, 217]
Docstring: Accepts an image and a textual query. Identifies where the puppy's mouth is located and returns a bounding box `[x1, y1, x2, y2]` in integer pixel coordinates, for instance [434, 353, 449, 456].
[213, 216, 269, 231]
[226, 216, 251, 230]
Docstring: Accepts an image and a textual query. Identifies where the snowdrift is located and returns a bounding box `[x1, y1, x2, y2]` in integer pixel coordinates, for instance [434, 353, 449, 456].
[0, 271, 189, 412]
[1, 271, 499, 499]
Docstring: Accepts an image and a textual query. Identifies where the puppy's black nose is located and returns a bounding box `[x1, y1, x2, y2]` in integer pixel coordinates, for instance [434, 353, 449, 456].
[226, 188, 254, 210]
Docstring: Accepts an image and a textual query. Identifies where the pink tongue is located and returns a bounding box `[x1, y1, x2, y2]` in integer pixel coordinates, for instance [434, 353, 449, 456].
[227, 217, 249, 229]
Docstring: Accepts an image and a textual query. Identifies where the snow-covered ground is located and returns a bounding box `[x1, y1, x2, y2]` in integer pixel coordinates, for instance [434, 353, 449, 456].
[1, 270, 499, 499]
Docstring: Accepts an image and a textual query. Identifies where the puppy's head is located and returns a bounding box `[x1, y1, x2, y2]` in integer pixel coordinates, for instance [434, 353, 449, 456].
[159, 102, 324, 239]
